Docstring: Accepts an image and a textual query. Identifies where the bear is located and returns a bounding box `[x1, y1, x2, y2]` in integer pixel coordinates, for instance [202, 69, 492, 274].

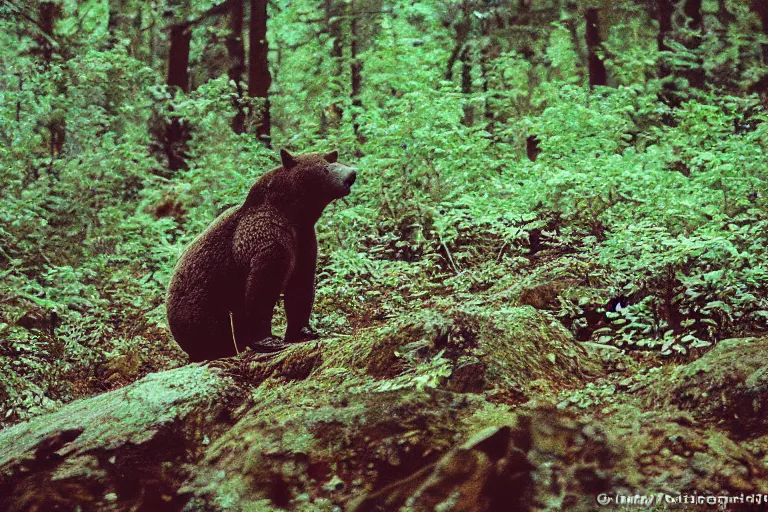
[166, 149, 357, 362]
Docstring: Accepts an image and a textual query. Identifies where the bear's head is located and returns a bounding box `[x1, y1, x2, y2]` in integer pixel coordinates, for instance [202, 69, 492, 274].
[266, 149, 357, 223]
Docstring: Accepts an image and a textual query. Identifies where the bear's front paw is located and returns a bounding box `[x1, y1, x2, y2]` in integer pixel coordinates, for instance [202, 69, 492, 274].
[285, 326, 320, 343]
[247, 336, 289, 353]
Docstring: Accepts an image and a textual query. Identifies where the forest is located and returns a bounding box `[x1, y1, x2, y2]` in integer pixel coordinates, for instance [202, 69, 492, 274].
[1, 0, 768, 510]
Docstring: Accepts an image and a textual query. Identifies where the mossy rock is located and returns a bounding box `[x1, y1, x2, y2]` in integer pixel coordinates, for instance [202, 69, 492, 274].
[641, 336, 768, 439]
[0, 365, 243, 512]
[183, 382, 483, 511]
[597, 404, 768, 499]
[181, 301, 602, 510]
[350, 406, 630, 512]
[314, 303, 600, 400]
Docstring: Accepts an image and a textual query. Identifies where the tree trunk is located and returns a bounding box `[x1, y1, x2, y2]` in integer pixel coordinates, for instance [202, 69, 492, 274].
[349, 0, 364, 144]
[226, 0, 246, 134]
[13, 27, 22, 125]
[36, 2, 65, 169]
[147, 0, 160, 68]
[460, 44, 474, 126]
[131, 3, 142, 58]
[37, 2, 56, 67]
[684, 0, 703, 27]
[526, 135, 541, 162]
[479, 18, 496, 133]
[655, 0, 674, 78]
[445, 2, 470, 81]
[167, 24, 191, 92]
[322, 0, 344, 133]
[585, 8, 607, 88]
[681, 0, 704, 89]
[751, 0, 768, 63]
[165, 23, 192, 171]
[15, 76, 22, 124]
[249, 0, 271, 145]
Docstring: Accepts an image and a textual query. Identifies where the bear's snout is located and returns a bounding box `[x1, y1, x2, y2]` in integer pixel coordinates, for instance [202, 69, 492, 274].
[330, 164, 357, 198]
[344, 171, 357, 188]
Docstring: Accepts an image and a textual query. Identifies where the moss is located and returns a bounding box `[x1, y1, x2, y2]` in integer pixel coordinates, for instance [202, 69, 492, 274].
[462, 402, 520, 432]
[0, 365, 244, 511]
[0, 365, 239, 467]
[315, 301, 599, 400]
[186, 380, 483, 509]
[640, 336, 768, 439]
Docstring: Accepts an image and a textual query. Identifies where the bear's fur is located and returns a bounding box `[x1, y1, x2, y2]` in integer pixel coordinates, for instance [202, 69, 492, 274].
[166, 149, 357, 361]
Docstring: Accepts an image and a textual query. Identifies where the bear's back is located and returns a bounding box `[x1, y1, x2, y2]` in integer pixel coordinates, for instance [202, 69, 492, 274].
[167, 206, 243, 317]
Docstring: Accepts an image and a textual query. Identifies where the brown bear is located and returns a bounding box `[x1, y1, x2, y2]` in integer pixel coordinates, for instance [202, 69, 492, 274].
[166, 149, 357, 361]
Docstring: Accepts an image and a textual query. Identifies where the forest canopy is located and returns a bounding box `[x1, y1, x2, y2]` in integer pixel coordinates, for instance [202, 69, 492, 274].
[1, 0, 767, 425]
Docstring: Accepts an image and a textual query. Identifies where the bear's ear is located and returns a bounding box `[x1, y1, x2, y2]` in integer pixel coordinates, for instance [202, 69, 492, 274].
[324, 150, 338, 163]
[280, 148, 297, 169]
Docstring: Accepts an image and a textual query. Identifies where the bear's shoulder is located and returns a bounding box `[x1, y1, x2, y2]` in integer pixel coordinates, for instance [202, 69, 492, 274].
[232, 206, 296, 266]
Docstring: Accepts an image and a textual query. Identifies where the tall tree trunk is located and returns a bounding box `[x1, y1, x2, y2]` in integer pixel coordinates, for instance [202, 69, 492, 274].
[751, 0, 768, 63]
[165, 23, 192, 171]
[249, 0, 271, 145]
[445, 2, 470, 81]
[167, 24, 192, 95]
[14, 28, 22, 125]
[322, 0, 344, 133]
[585, 8, 608, 88]
[684, 0, 703, 27]
[15, 77, 22, 124]
[37, 2, 65, 170]
[460, 44, 473, 126]
[681, 0, 704, 89]
[131, 4, 142, 58]
[37, 2, 56, 68]
[148, 0, 158, 68]
[226, 0, 246, 134]
[655, 0, 674, 78]
[349, 0, 363, 144]
[479, 18, 496, 133]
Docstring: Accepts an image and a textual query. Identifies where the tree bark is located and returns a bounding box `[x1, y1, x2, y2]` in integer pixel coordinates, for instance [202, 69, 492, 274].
[167, 24, 191, 92]
[681, 0, 704, 89]
[683, 0, 703, 28]
[226, 0, 246, 134]
[460, 44, 474, 126]
[445, 2, 470, 81]
[37, 2, 56, 67]
[165, 23, 192, 171]
[322, 0, 344, 133]
[585, 8, 608, 88]
[526, 135, 541, 162]
[350, 0, 364, 144]
[36, 2, 65, 168]
[479, 18, 496, 133]
[655, 0, 674, 78]
[148, 1, 156, 68]
[751, 0, 768, 63]
[249, 0, 271, 145]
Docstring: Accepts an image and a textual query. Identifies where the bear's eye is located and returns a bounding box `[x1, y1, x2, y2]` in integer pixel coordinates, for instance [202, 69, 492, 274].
[323, 166, 330, 174]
